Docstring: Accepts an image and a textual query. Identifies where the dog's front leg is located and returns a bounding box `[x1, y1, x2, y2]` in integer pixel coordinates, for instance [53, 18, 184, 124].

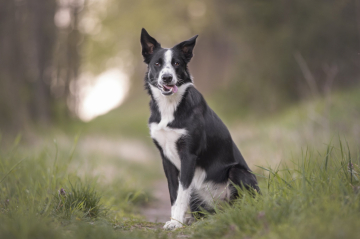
[164, 153, 197, 230]
[162, 156, 180, 206]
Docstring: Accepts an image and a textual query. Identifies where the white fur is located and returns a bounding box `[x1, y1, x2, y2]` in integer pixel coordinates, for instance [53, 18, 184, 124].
[150, 122, 185, 169]
[164, 168, 232, 230]
[165, 170, 205, 229]
[158, 49, 177, 85]
[192, 168, 231, 207]
[149, 82, 192, 128]
[165, 183, 191, 229]
[149, 80, 192, 169]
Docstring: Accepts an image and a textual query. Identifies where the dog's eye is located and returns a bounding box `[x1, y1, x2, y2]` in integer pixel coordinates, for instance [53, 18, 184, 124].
[155, 62, 161, 67]
[174, 62, 180, 66]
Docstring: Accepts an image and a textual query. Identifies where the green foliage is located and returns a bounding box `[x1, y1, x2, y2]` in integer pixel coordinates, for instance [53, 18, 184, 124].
[214, 0, 359, 112]
[53, 182, 107, 219]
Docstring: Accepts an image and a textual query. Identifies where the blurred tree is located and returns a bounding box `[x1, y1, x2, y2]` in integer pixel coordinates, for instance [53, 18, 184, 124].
[214, 0, 360, 114]
[0, 0, 84, 132]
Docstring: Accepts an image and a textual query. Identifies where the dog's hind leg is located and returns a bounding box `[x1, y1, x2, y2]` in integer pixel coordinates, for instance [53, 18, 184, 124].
[228, 165, 260, 197]
[189, 193, 215, 219]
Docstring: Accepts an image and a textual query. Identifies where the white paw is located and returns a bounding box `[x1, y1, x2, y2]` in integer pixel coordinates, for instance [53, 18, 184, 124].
[163, 220, 183, 230]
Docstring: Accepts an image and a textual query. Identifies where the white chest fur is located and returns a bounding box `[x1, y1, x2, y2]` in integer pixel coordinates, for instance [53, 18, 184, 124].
[149, 83, 192, 170]
[150, 123, 186, 170]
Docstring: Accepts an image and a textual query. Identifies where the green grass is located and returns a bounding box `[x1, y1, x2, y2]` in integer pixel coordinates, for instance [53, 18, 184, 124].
[0, 136, 165, 239]
[53, 182, 107, 220]
[2, 136, 360, 239]
[186, 141, 360, 239]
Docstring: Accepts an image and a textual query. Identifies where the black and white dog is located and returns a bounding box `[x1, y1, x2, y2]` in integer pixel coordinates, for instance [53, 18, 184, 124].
[140, 28, 259, 230]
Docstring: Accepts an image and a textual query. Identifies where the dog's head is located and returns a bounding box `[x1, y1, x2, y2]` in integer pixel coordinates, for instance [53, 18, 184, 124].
[141, 28, 198, 96]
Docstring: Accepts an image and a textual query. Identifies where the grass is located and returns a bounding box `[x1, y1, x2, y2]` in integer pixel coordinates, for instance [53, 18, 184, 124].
[1, 137, 359, 239]
[228, 86, 360, 168]
[53, 182, 106, 220]
[0, 135, 165, 239]
[184, 141, 360, 238]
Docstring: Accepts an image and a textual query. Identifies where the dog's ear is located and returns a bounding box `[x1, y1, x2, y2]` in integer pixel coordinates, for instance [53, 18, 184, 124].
[174, 35, 198, 63]
[141, 28, 161, 63]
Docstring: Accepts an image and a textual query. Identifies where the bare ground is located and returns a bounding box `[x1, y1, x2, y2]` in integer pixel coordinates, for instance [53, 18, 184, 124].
[142, 180, 171, 223]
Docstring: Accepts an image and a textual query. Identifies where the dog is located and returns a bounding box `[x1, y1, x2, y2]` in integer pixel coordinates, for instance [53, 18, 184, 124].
[140, 28, 259, 230]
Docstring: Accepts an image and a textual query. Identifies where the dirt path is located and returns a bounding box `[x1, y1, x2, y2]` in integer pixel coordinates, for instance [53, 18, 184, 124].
[142, 180, 171, 223]
[45, 134, 177, 223]
[61, 134, 171, 222]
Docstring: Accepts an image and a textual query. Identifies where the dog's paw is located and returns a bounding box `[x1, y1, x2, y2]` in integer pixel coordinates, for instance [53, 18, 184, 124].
[163, 220, 183, 230]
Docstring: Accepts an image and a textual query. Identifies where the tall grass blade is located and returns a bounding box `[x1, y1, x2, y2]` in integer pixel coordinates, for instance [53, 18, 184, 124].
[0, 158, 25, 183]
[53, 139, 58, 172]
[346, 141, 352, 184]
[324, 144, 331, 171]
[68, 134, 80, 164]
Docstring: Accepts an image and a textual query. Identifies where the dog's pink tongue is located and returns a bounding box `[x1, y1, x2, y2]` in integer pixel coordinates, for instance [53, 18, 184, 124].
[164, 85, 178, 93]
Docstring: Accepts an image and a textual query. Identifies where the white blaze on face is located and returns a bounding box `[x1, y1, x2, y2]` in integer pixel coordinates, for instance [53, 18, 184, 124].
[158, 49, 177, 85]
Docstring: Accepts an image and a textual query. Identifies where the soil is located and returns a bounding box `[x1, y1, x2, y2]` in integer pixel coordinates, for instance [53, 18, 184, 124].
[142, 180, 171, 223]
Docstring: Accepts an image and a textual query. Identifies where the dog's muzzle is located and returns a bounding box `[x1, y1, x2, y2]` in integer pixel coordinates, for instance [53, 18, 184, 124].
[158, 74, 178, 95]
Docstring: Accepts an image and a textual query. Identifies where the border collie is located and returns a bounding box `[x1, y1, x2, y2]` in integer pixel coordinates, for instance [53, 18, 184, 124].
[140, 28, 259, 230]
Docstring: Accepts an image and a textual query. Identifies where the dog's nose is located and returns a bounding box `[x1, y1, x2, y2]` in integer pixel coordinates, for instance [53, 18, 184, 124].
[162, 74, 173, 83]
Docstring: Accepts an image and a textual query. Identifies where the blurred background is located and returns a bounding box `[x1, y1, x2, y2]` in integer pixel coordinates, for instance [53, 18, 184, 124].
[0, 0, 360, 222]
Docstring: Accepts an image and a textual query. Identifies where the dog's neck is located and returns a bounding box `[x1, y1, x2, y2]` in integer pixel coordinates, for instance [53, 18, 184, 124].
[149, 83, 192, 127]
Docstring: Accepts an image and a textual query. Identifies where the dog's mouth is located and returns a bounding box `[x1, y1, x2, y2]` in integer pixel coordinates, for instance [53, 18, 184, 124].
[158, 83, 178, 95]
